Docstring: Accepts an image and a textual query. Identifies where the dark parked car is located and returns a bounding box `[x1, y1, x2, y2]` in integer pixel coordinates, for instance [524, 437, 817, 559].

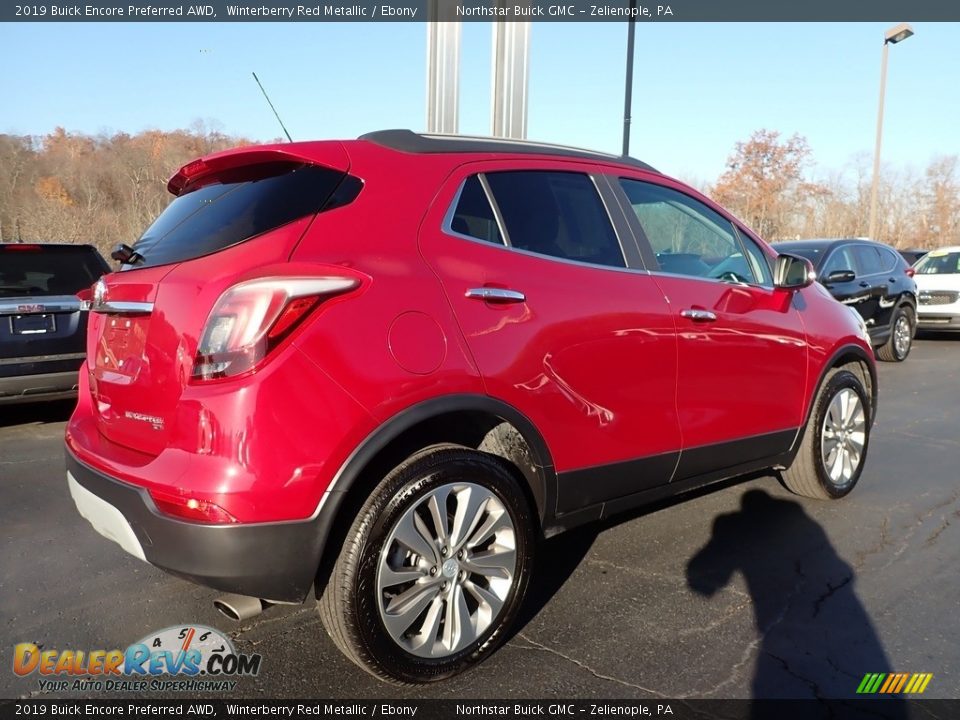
[774, 238, 918, 362]
[0, 243, 108, 404]
[68, 132, 876, 683]
[898, 248, 929, 266]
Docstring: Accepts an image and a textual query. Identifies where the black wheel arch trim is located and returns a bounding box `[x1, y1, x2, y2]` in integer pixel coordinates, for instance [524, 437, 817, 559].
[324, 394, 558, 528]
[790, 343, 877, 456]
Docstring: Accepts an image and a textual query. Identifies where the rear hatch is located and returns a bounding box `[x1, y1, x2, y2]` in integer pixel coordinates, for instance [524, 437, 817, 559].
[87, 143, 353, 455]
[0, 244, 108, 384]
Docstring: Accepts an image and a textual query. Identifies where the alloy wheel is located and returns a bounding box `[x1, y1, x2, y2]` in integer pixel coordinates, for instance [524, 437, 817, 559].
[376, 482, 517, 658]
[893, 314, 912, 358]
[820, 388, 867, 485]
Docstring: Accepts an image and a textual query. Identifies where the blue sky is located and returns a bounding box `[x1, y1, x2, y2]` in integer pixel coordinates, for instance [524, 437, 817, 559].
[1, 22, 957, 182]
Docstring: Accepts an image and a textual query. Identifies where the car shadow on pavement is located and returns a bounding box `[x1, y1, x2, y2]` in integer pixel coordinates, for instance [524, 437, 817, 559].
[0, 399, 76, 428]
[686, 489, 907, 714]
[510, 474, 756, 641]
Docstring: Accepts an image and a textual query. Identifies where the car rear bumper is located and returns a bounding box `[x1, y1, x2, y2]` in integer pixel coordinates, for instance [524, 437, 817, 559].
[65, 448, 335, 602]
[0, 370, 79, 404]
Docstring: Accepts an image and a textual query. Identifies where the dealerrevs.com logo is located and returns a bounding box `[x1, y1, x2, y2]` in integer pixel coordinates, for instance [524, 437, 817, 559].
[13, 625, 261, 693]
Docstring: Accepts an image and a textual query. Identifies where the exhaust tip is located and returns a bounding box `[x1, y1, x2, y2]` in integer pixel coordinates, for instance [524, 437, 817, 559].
[213, 594, 265, 622]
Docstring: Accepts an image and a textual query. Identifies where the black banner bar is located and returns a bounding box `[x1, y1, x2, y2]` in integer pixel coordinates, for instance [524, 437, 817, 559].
[0, 699, 952, 720]
[2, 0, 960, 23]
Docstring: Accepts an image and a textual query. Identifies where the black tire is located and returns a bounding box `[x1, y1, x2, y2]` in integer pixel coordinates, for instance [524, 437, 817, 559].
[781, 369, 871, 500]
[876, 304, 915, 362]
[318, 445, 536, 684]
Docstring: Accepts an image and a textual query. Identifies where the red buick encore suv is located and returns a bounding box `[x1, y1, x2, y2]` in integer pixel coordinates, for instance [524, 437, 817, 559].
[66, 130, 876, 683]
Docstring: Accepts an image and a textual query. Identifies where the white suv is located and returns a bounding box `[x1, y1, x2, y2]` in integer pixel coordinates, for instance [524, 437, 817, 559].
[915, 247, 960, 331]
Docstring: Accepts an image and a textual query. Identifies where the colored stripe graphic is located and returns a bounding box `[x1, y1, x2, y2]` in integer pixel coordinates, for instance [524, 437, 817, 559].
[857, 672, 933, 694]
[903, 674, 919, 693]
[892, 673, 909, 693]
[879, 674, 896, 693]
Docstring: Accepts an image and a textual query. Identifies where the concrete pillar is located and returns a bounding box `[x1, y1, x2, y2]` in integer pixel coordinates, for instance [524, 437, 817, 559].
[425, 3, 461, 134]
[491, 10, 531, 139]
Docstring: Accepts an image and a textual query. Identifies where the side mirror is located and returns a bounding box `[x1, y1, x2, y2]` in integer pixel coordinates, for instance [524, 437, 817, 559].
[774, 254, 816, 290]
[110, 242, 143, 265]
[824, 269, 856, 284]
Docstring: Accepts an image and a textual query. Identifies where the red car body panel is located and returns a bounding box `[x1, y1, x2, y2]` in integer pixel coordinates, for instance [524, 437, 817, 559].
[419, 158, 682, 475]
[65, 135, 875, 602]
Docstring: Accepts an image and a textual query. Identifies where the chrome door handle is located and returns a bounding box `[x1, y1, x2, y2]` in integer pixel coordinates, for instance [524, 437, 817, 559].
[465, 288, 526, 303]
[680, 309, 717, 322]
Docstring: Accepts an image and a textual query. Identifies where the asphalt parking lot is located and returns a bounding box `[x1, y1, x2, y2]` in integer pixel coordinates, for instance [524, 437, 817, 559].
[2, 336, 959, 701]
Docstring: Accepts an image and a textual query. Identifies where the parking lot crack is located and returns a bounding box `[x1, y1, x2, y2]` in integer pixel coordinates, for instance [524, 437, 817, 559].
[811, 574, 852, 618]
[682, 563, 807, 699]
[587, 558, 751, 600]
[924, 511, 957, 547]
[511, 632, 666, 696]
[853, 516, 892, 569]
[764, 651, 823, 700]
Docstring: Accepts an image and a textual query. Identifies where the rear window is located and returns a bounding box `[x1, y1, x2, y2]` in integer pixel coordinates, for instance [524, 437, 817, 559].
[0, 246, 107, 298]
[129, 163, 348, 269]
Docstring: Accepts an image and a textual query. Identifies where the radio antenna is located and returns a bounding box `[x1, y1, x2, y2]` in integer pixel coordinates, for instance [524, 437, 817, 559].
[252, 71, 293, 142]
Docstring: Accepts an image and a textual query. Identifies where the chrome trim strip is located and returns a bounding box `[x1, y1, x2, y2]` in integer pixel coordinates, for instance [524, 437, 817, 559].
[478, 174, 512, 247]
[0, 352, 86, 366]
[0, 295, 83, 315]
[439, 174, 652, 277]
[90, 300, 154, 315]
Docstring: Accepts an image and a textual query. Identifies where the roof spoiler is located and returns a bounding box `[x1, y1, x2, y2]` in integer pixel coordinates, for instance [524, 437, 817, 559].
[167, 142, 350, 196]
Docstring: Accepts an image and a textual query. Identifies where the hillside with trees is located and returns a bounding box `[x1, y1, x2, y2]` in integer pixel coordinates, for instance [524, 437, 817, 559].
[0, 126, 251, 257]
[0, 127, 957, 257]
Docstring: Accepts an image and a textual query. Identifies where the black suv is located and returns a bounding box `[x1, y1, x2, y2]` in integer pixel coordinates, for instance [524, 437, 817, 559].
[774, 238, 918, 362]
[0, 243, 108, 404]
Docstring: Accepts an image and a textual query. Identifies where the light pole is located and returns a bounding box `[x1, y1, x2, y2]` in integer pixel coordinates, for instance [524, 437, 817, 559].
[868, 22, 914, 241]
[622, 0, 637, 156]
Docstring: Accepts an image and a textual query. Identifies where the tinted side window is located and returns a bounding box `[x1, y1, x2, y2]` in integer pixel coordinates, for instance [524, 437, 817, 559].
[822, 247, 858, 278]
[485, 171, 625, 269]
[619, 179, 759, 284]
[449, 176, 503, 245]
[131, 163, 348, 269]
[854, 246, 885, 275]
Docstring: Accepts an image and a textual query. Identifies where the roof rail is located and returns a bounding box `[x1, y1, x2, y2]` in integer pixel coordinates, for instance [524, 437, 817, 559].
[359, 129, 658, 173]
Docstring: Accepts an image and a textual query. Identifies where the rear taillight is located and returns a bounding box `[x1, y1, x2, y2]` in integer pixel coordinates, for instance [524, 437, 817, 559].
[192, 277, 357, 382]
[905, 267, 916, 278]
[148, 488, 238, 524]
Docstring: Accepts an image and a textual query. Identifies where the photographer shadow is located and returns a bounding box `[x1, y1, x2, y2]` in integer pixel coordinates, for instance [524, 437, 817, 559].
[686, 489, 906, 716]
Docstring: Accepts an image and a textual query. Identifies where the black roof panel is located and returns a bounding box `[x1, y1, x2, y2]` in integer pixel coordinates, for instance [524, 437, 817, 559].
[359, 129, 659, 173]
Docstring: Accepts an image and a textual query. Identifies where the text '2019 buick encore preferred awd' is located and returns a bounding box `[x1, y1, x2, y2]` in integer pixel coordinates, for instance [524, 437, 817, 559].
[67, 130, 876, 683]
